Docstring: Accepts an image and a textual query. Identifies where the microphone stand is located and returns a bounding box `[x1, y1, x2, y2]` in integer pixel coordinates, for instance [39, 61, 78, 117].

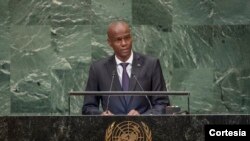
[132, 74, 154, 115]
[105, 71, 115, 114]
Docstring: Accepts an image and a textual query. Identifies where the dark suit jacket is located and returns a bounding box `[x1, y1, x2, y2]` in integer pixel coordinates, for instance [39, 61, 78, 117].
[82, 52, 170, 115]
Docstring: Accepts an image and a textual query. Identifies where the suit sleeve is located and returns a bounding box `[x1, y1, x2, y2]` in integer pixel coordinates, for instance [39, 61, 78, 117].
[147, 59, 170, 114]
[82, 64, 102, 115]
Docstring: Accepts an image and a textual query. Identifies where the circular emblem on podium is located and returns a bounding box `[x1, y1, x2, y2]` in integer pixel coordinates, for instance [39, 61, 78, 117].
[105, 121, 152, 141]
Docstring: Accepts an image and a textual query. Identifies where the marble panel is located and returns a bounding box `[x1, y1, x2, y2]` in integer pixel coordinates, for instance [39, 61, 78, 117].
[92, 0, 132, 25]
[51, 25, 91, 66]
[173, 0, 213, 25]
[213, 0, 250, 25]
[0, 63, 10, 116]
[0, 26, 11, 115]
[170, 69, 219, 114]
[0, 0, 10, 26]
[51, 68, 86, 115]
[0, 26, 10, 60]
[132, 0, 172, 32]
[51, 0, 91, 26]
[49, 25, 91, 115]
[10, 26, 55, 113]
[1, 0, 249, 116]
[212, 25, 250, 69]
[214, 68, 250, 114]
[91, 33, 113, 61]
[9, 0, 51, 25]
[132, 25, 173, 84]
[170, 25, 214, 69]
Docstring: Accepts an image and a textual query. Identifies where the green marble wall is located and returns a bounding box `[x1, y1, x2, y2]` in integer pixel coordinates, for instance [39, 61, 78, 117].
[0, 0, 249, 115]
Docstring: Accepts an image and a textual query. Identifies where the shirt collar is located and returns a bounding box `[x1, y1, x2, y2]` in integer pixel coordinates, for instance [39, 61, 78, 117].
[115, 51, 133, 65]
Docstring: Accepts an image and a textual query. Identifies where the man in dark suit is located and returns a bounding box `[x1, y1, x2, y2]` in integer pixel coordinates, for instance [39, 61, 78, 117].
[82, 21, 170, 115]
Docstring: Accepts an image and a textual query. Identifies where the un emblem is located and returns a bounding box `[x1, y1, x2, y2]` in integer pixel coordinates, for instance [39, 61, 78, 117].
[105, 121, 152, 141]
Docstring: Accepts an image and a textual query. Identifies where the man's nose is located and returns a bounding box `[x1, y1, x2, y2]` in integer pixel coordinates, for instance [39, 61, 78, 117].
[121, 38, 127, 46]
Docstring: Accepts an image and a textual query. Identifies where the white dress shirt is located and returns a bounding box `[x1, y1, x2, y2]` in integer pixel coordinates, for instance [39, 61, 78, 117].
[115, 51, 133, 86]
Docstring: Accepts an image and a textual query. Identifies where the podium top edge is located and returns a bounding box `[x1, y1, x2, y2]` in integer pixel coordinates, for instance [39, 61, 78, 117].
[69, 91, 190, 96]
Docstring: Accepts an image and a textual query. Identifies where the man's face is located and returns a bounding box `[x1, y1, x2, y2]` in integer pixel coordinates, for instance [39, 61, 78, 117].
[107, 23, 132, 62]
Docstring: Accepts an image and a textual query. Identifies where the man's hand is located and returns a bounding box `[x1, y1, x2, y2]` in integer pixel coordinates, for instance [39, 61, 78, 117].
[101, 110, 114, 116]
[127, 109, 140, 116]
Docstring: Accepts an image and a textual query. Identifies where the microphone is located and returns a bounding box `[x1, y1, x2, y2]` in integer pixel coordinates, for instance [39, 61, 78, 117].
[132, 74, 153, 114]
[105, 70, 116, 113]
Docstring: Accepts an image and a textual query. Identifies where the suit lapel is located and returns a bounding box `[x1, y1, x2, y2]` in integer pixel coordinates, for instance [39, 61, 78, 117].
[129, 52, 143, 91]
[105, 53, 144, 112]
[106, 52, 143, 91]
[105, 55, 122, 91]
[127, 52, 144, 107]
[105, 55, 127, 110]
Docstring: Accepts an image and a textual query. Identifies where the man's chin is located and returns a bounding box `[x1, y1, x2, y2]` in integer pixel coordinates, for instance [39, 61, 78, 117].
[124, 50, 132, 55]
[122, 53, 131, 58]
[117, 54, 131, 61]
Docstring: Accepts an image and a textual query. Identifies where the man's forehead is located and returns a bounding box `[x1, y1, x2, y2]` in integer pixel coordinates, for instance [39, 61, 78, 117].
[110, 33, 131, 39]
[108, 22, 130, 33]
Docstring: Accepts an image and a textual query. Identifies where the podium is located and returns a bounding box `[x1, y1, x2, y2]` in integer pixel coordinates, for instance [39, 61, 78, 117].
[68, 91, 190, 115]
[4, 115, 250, 141]
[3, 92, 249, 141]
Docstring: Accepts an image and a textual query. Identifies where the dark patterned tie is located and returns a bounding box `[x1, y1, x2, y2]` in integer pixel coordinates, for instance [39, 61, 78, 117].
[120, 63, 130, 104]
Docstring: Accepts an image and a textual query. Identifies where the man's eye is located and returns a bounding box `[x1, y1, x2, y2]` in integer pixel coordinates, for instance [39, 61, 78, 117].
[125, 36, 130, 40]
[116, 38, 122, 41]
